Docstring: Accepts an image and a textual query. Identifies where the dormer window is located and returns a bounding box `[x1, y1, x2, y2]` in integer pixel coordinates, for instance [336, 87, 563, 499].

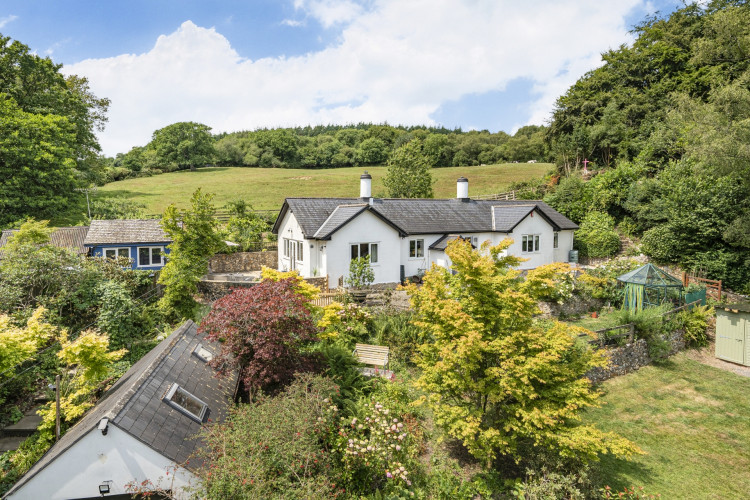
[163, 383, 209, 423]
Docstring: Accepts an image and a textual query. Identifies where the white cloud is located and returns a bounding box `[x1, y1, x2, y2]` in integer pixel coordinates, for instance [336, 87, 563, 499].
[65, 1, 646, 155]
[281, 18, 305, 27]
[0, 14, 18, 28]
[293, 0, 365, 28]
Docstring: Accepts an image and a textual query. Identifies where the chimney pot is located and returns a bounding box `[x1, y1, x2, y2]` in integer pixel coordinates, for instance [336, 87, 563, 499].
[360, 171, 372, 199]
[457, 177, 469, 200]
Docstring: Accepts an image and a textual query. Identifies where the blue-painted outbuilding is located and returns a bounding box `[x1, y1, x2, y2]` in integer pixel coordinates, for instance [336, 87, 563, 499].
[84, 219, 172, 270]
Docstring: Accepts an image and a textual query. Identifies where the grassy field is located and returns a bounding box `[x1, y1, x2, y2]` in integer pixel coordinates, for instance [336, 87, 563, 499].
[585, 353, 750, 498]
[96, 163, 551, 214]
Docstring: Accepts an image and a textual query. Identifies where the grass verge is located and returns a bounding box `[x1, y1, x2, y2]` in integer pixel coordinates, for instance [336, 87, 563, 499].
[585, 353, 750, 498]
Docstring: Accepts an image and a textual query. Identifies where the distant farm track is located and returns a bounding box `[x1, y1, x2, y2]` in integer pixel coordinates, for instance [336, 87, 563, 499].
[97, 163, 551, 214]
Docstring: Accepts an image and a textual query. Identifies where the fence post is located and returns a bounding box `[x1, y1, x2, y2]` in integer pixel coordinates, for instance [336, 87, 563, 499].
[629, 323, 635, 343]
[718, 280, 722, 301]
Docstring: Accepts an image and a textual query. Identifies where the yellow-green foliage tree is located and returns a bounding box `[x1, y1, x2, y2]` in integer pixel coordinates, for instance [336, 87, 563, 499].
[406, 239, 640, 467]
[260, 267, 321, 303]
[38, 331, 126, 438]
[0, 307, 61, 375]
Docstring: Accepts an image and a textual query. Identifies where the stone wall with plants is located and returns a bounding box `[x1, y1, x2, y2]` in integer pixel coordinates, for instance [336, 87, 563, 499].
[208, 250, 278, 273]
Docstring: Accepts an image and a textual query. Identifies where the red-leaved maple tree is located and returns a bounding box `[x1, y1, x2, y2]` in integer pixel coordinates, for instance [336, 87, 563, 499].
[198, 278, 320, 395]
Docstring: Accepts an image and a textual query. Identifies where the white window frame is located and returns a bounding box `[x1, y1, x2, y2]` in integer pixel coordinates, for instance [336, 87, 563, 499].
[296, 241, 304, 263]
[283, 238, 290, 258]
[350, 242, 378, 264]
[137, 246, 165, 267]
[409, 239, 424, 258]
[553, 231, 559, 249]
[102, 247, 130, 260]
[521, 234, 540, 253]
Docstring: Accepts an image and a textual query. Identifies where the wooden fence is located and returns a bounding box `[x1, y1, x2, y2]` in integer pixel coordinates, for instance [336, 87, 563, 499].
[582, 299, 702, 348]
[311, 292, 347, 307]
[681, 272, 722, 301]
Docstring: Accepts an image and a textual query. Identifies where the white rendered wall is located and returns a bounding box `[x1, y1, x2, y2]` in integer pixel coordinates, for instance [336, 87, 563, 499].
[326, 211, 402, 285]
[6, 424, 196, 500]
[553, 230, 575, 263]
[276, 212, 312, 276]
[505, 215, 556, 269]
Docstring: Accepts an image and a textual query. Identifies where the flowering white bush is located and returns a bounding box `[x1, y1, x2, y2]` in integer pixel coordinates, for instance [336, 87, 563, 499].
[327, 400, 416, 493]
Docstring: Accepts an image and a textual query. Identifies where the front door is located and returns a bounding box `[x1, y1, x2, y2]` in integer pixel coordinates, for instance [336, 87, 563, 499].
[289, 242, 297, 271]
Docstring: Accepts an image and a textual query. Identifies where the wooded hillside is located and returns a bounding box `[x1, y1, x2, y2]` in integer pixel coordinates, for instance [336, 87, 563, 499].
[544, 0, 750, 292]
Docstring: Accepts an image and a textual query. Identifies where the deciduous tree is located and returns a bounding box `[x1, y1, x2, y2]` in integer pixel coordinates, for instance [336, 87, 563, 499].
[199, 279, 320, 395]
[383, 140, 433, 198]
[151, 121, 215, 172]
[406, 239, 639, 466]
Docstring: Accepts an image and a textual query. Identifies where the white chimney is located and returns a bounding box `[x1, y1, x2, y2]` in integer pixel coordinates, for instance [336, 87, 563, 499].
[457, 177, 469, 200]
[360, 171, 372, 198]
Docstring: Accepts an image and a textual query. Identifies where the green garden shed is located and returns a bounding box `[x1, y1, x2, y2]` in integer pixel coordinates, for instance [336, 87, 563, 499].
[715, 303, 750, 366]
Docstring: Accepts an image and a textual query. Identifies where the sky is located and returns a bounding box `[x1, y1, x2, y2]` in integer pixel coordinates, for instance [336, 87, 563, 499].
[0, 0, 683, 156]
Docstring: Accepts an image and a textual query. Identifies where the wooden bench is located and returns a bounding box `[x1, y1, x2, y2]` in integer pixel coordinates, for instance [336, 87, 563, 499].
[353, 343, 392, 378]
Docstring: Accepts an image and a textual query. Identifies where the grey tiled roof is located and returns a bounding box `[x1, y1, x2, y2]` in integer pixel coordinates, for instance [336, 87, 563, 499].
[273, 198, 578, 238]
[429, 234, 476, 251]
[84, 219, 171, 246]
[0, 227, 90, 254]
[492, 205, 536, 232]
[313, 204, 367, 239]
[4, 321, 238, 497]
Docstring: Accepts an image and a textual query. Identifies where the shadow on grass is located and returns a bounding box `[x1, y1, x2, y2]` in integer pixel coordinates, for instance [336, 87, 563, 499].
[93, 189, 158, 199]
[591, 453, 658, 492]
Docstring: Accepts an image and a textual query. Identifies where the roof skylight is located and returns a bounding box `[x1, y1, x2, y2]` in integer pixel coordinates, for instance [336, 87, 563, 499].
[192, 343, 213, 362]
[163, 383, 209, 423]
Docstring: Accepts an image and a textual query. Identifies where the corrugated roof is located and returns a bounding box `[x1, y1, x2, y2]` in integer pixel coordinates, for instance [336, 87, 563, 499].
[84, 219, 171, 246]
[0, 227, 90, 255]
[4, 321, 238, 497]
[274, 198, 578, 239]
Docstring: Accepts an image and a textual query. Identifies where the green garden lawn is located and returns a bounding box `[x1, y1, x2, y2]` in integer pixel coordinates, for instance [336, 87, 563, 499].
[585, 353, 750, 498]
[96, 163, 551, 214]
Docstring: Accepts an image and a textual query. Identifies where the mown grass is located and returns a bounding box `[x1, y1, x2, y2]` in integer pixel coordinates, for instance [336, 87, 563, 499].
[567, 308, 623, 331]
[585, 353, 750, 498]
[96, 163, 551, 214]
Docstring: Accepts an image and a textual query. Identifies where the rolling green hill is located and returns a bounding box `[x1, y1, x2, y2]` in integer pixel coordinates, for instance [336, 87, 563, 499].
[96, 163, 551, 214]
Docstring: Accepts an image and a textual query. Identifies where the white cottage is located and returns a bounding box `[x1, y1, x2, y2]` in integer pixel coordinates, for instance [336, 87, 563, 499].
[272, 174, 579, 286]
[3, 321, 238, 500]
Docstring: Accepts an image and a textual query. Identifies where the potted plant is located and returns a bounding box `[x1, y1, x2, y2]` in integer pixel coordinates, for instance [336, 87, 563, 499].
[345, 256, 374, 302]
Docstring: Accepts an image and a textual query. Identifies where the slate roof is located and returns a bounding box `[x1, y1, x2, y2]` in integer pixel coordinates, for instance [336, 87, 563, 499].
[429, 234, 476, 251]
[4, 321, 238, 497]
[313, 204, 368, 239]
[0, 227, 90, 255]
[84, 219, 171, 246]
[273, 197, 578, 239]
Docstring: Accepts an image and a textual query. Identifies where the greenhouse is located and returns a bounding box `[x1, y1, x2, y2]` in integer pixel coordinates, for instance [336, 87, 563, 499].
[617, 263, 683, 312]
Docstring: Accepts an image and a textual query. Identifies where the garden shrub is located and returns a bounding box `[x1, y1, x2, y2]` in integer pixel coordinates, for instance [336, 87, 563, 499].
[523, 262, 576, 304]
[328, 399, 420, 497]
[197, 374, 340, 500]
[370, 311, 423, 363]
[616, 305, 671, 359]
[316, 302, 371, 346]
[345, 256, 374, 289]
[575, 211, 621, 258]
[199, 279, 321, 396]
[675, 305, 713, 348]
[317, 343, 372, 415]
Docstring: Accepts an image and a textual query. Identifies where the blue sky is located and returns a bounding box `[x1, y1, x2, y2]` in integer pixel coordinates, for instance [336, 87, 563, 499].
[1, 0, 683, 155]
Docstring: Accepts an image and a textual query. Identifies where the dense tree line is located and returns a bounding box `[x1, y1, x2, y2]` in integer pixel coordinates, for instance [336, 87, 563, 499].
[0, 34, 110, 227]
[104, 123, 549, 181]
[544, 0, 750, 292]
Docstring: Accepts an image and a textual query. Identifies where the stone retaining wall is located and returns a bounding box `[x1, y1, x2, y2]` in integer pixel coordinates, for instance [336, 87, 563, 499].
[587, 329, 686, 384]
[209, 251, 278, 273]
